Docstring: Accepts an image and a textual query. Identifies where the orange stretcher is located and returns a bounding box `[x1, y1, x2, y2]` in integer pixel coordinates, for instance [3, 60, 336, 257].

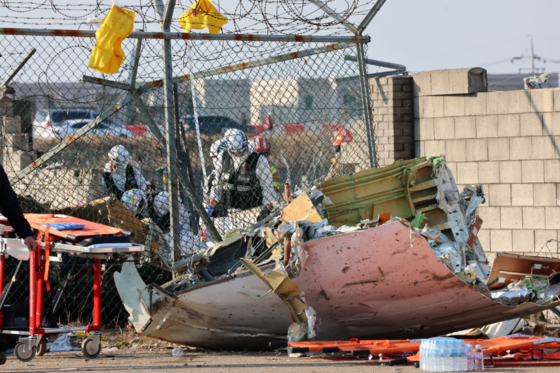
[273, 335, 560, 365]
[23, 214, 122, 238]
[278, 338, 415, 355]
[0, 213, 142, 363]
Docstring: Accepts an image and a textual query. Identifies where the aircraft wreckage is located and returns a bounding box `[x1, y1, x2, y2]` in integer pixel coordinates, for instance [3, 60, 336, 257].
[114, 156, 560, 349]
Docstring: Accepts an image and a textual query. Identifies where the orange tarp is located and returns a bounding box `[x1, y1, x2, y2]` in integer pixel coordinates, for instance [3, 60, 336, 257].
[22, 214, 122, 238]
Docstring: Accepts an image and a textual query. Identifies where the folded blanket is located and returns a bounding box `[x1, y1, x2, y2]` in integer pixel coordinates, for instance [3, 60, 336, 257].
[42, 223, 85, 231]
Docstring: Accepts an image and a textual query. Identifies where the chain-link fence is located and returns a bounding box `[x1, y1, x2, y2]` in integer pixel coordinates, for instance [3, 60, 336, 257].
[0, 29, 375, 328]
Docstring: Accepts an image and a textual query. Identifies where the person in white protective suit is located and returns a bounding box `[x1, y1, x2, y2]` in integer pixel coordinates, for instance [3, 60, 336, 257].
[120, 189, 147, 220]
[102, 145, 147, 199]
[203, 139, 232, 238]
[205, 139, 227, 199]
[147, 191, 205, 255]
[206, 129, 278, 226]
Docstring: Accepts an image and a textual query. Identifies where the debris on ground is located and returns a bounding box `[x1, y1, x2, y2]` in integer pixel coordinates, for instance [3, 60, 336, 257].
[47, 333, 75, 352]
[113, 156, 560, 349]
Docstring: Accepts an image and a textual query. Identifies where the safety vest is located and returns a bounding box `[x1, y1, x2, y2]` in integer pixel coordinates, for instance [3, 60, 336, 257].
[269, 162, 283, 191]
[103, 164, 139, 200]
[218, 151, 263, 213]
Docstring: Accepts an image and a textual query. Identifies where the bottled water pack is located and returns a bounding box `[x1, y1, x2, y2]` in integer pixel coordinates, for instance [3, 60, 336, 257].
[419, 337, 471, 372]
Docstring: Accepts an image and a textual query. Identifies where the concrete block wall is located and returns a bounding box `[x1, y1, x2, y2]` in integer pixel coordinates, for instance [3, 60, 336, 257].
[369, 76, 415, 167]
[1, 115, 33, 178]
[1, 96, 102, 209]
[412, 68, 560, 260]
[11, 168, 104, 209]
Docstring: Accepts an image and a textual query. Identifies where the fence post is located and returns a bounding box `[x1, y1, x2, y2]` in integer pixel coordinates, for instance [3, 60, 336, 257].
[157, 0, 181, 267]
[355, 41, 377, 168]
[174, 84, 199, 234]
[125, 30, 143, 124]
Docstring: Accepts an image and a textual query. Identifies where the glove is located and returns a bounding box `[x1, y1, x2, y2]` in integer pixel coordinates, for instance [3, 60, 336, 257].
[104, 161, 113, 172]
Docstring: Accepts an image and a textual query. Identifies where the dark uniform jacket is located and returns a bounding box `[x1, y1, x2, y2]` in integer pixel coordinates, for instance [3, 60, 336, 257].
[0, 164, 33, 238]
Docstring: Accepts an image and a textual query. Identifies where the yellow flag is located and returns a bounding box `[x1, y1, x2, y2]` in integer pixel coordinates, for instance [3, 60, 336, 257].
[178, 0, 228, 34]
[88, 5, 135, 74]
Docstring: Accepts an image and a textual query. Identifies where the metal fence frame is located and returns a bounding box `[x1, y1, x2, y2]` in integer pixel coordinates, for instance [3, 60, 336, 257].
[0, 1, 397, 326]
[0, 22, 377, 254]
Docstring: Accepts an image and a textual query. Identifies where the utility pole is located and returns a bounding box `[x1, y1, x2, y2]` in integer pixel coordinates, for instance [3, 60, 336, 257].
[530, 35, 535, 73]
[511, 35, 541, 74]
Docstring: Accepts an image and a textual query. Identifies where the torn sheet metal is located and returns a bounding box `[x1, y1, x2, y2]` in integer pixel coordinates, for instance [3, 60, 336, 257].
[239, 259, 309, 328]
[319, 156, 489, 266]
[113, 260, 160, 332]
[113, 156, 560, 349]
[448, 318, 521, 339]
[115, 221, 560, 349]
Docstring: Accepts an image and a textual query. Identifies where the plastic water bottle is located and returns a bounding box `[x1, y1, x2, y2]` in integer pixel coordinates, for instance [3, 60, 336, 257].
[433, 340, 439, 371]
[474, 344, 484, 371]
[425, 340, 431, 371]
[442, 341, 450, 371]
[459, 341, 467, 371]
[427, 340, 437, 372]
[426, 340, 434, 371]
[466, 343, 474, 371]
[446, 341, 455, 371]
[439, 340, 446, 372]
[420, 339, 426, 371]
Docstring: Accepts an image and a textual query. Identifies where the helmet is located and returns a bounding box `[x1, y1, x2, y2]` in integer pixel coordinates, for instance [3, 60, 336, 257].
[108, 145, 130, 164]
[210, 139, 226, 158]
[121, 189, 146, 216]
[224, 129, 248, 157]
[253, 135, 270, 154]
[153, 192, 170, 217]
[332, 128, 353, 147]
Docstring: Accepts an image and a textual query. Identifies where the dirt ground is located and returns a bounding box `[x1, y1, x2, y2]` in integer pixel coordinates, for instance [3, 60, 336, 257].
[0, 349, 551, 373]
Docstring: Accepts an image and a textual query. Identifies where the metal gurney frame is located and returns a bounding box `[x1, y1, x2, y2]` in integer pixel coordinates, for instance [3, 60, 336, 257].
[0, 214, 143, 363]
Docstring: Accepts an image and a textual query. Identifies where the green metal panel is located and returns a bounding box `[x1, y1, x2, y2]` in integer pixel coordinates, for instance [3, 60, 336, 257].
[318, 157, 433, 227]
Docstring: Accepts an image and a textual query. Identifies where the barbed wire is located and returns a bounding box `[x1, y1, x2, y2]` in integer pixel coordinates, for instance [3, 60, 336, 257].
[0, 0, 378, 35]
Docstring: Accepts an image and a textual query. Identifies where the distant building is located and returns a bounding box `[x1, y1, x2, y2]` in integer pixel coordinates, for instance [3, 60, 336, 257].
[10, 77, 361, 128]
[487, 73, 558, 91]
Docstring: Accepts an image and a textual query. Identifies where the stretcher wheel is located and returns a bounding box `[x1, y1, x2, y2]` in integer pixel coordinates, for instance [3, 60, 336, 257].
[81, 339, 101, 359]
[37, 339, 47, 356]
[14, 342, 36, 362]
[0, 352, 6, 365]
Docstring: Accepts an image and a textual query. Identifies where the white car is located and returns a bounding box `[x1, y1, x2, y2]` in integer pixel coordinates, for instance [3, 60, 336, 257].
[33, 109, 97, 141]
[33, 109, 133, 140]
[60, 119, 134, 139]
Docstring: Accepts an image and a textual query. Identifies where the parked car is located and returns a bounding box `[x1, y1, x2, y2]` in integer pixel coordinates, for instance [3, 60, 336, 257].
[33, 109, 98, 140]
[61, 119, 134, 139]
[126, 115, 247, 138]
[182, 115, 246, 135]
[33, 109, 132, 140]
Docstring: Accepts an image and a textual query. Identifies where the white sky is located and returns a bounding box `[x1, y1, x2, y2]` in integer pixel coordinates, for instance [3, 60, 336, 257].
[363, 0, 560, 74]
[2, 0, 559, 74]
